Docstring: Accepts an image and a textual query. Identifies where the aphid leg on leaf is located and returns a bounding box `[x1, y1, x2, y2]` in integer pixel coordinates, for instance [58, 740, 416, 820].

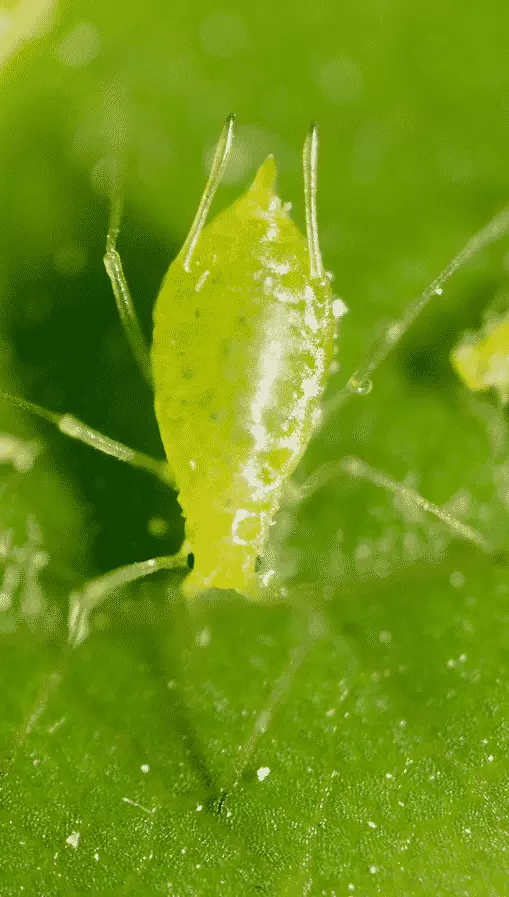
[68, 552, 190, 647]
[217, 602, 326, 812]
[302, 454, 493, 554]
[180, 113, 235, 271]
[103, 158, 153, 386]
[303, 121, 324, 281]
[322, 201, 509, 423]
[0, 391, 173, 486]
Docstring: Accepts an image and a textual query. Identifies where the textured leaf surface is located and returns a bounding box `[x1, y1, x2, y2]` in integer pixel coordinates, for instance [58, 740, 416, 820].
[1, 0, 509, 894]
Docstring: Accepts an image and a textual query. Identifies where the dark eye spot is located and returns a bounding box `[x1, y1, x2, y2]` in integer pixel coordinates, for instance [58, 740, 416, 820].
[187, 552, 195, 569]
[254, 555, 263, 573]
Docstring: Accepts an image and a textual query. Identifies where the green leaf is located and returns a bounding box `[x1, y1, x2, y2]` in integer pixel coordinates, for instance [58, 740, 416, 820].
[1, 0, 509, 892]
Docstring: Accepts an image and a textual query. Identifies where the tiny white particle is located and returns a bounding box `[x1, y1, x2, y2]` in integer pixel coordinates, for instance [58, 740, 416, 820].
[435, 287, 443, 295]
[385, 772, 393, 779]
[368, 820, 377, 829]
[488, 754, 494, 762]
[65, 831, 80, 849]
[257, 766, 270, 782]
[196, 804, 203, 812]
[326, 708, 336, 717]
[369, 865, 377, 874]
[94, 852, 99, 862]
[141, 764, 150, 774]
[348, 886, 355, 892]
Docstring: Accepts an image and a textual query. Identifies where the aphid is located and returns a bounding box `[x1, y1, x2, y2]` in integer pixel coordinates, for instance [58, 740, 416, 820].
[451, 307, 509, 404]
[2, 116, 509, 646]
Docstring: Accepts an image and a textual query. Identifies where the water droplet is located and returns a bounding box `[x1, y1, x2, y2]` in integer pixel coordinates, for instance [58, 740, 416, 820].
[348, 376, 372, 396]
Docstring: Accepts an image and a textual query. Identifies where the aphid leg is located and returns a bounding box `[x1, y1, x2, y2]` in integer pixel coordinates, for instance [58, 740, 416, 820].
[323, 202, 509, 423]
[302, 454, 493, 554]
[103, 159, 153, 386]
[68, 552, 190, 647]
[303, 122, 325, 281]
[0, 391, 174, 486]
[180, 113, 235, 272]
[217, 600, 326, 813]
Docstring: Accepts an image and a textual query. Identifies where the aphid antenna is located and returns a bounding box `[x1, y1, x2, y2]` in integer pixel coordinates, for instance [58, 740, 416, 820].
[103, 155, 153, 386]
[303, 121, 325, 282]
[181, 113, 235, 273]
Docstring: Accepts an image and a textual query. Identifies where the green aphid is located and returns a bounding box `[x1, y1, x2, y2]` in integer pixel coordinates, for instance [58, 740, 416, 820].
[152, 137, 339, 598]
[451, 309, 509, 404]
[6, 115, 505, 645]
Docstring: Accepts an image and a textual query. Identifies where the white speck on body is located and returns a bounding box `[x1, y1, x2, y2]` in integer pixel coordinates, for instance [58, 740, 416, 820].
[488, 754, 494, 762]
[368, 820, 377, 829]
[141, 763, 150, 774]
[94, 852, 99, 862]
[369, 865, 377, 874]
[385, 772, 393, 779]
[257, 766, 271, 782]
[195, 270, 210, 291]
[196, 804, 203, 812]
[65, 831, 80, 849]
[435, 287, 443, 295]
[332, 297, 348, 318]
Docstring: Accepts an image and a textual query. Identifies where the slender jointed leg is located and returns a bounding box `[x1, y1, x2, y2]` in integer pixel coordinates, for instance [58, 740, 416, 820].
[0, 391, 174, 486]
[68, 552, 190, 647]
[323, 202, 509, 424]
[302, 454, 493, 554]
[103, 159, 153, 386]
[180, 113, 235, 272]
[303, 122, 325, 282]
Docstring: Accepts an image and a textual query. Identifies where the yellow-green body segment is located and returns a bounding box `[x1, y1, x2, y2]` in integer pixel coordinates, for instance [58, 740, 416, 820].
[451, 311, 509, 404]
[152, 158, 337, 598]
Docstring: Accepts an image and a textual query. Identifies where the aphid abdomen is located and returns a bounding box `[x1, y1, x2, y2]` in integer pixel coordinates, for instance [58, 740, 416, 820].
[152, 157, 336, 598]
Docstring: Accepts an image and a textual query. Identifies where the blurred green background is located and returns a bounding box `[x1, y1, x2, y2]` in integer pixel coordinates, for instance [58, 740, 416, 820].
[1, 1, 509, 894]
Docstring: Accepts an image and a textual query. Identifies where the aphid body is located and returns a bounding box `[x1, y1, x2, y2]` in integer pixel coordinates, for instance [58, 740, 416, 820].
[153, 155, 338, 598]
[451, 310, 509, 404]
